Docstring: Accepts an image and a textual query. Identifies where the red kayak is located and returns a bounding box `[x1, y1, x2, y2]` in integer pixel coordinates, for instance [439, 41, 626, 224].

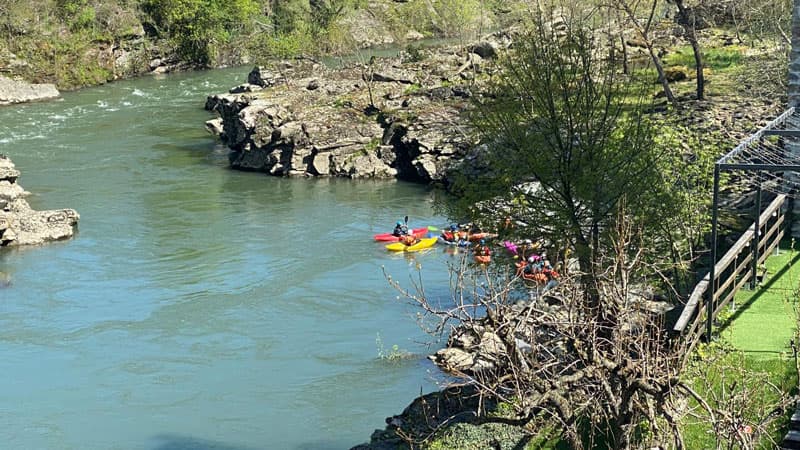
[374, 227, 430, 242]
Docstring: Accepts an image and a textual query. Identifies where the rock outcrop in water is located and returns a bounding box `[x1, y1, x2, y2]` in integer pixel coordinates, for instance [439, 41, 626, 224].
[204, 35, 512, 183]
[0, 156, 79, 246]
[0, 76, 60, 106]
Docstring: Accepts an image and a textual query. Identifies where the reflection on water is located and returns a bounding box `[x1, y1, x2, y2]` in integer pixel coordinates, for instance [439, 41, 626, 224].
[0, 67, 455, 449]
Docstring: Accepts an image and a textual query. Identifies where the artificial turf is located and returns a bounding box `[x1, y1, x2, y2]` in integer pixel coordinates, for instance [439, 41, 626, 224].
[720, 241, 800, 358]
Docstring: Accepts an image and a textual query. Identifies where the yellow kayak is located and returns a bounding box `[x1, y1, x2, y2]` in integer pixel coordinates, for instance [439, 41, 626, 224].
[386, 237, 438, 252]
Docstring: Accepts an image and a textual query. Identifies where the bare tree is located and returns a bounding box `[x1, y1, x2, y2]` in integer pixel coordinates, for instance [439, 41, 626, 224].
[610, 0, 678, 107]
[387, 210, 691, 449]
[385, 208, 798, 448]
[679, 345, 796, 450]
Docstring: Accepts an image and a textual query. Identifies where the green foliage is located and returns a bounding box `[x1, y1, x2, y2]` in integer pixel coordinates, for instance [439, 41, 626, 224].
[386, 0, 489, 40]
[56, 0, 96, 31]
[142, 0, 260, 64]
[9, 32, 116, 88]
[272, 0, 309, 35]
[427, 422, 535, 450]
[665, 45, 744, 71]
[248, 22, 316, 60]
[71, 6, 96, 31]
[427, 0, 483, 38]
[460, 7, 666, 274]
[248, 0, 366, 60]
[638, 119, 720, 289]
[404, 43, 423, 63]
[402, 83, 422, 95]
[364, 137, 381, 153]
[375, 333, 411, 362]
[56, 0, 88, 16]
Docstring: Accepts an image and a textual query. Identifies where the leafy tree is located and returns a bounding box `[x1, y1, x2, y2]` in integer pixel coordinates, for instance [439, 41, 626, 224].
[142, 0, 260, 64]
[457, 6, 667, 302]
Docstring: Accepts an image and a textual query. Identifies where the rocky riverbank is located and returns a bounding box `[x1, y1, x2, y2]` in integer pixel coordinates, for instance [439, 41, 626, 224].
[203, 34, 512, 183]
[0, 156, 79, 246]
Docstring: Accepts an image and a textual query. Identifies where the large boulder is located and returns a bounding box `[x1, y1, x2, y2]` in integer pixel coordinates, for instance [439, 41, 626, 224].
[205, 50, 477, 182]
[0, 156, 79, 246]
[247, 66, 280, 88]
[0, 76, 60, 106]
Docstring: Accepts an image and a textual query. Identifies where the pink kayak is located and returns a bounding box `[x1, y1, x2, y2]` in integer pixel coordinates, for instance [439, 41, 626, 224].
[374, 227, 430, 242]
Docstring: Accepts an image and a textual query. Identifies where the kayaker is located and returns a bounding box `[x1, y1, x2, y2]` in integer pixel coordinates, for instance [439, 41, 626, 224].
[476, 239, 491, 258]
[392, 220, 409, 237]
[519, 239, 541, 260]
[503, 240, 519, 256]
[399, 234, 418, 246]
[441, 224, 458, 242]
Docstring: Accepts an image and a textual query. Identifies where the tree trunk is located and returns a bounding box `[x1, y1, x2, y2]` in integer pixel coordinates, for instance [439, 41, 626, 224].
[621, 34, 629, 75]
[674, 0, 704, 100]
[616, 0, 678, 107]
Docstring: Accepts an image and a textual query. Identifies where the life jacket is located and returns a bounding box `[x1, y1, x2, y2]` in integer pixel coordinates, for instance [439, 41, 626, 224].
[543, 268, 560, 279]
[531, 273, 548, 284]
[442, 231, 455, 241]
[400, 235, 416, 246]
[515, 261, 526, 277]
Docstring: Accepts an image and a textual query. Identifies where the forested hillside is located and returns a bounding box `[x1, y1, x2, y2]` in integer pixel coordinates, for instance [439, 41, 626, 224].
[0, 0, 520, 89]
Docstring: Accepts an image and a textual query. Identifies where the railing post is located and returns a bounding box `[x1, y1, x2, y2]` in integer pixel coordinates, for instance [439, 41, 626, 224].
[751, 183, 762, 289]
[708, 164, 721, 340]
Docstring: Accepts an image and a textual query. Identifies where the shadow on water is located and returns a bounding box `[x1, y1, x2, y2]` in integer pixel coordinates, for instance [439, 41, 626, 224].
[150, 434, 348, 450]
[151, 434, 261, 450]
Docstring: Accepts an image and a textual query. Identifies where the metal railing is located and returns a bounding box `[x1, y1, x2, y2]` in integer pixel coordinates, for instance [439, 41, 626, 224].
[673, 194, 787, 349]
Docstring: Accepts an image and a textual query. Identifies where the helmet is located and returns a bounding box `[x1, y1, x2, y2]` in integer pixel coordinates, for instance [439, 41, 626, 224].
[480, 239, 485, 244]
[396, 221, 403, 226]
[524, 239, 532, 244]
[450, 224, 457, 231]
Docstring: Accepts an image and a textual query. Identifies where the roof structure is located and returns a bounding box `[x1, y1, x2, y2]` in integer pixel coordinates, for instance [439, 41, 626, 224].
[717, 107, 800, 176]
[704, 107, 800, 339]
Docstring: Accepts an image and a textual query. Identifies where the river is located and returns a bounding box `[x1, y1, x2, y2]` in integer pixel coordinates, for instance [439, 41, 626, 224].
[0, 67, 459, 449]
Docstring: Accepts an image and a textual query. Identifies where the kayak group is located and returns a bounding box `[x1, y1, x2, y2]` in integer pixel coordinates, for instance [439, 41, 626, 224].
[373, 219, 561, 289]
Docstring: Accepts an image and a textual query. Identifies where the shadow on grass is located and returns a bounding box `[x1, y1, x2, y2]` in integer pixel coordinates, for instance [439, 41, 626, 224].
[716, 248, 800, 336]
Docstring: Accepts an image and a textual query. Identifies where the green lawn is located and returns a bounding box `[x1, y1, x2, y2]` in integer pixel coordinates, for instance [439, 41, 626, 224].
[681, 241, 800, 448]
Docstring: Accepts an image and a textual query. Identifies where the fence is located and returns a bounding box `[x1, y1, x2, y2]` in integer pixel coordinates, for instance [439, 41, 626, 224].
[673, 194, 787, 349]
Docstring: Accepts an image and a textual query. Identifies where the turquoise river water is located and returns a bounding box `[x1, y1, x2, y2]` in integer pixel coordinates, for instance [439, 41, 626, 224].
[0, 67, 460, 449]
